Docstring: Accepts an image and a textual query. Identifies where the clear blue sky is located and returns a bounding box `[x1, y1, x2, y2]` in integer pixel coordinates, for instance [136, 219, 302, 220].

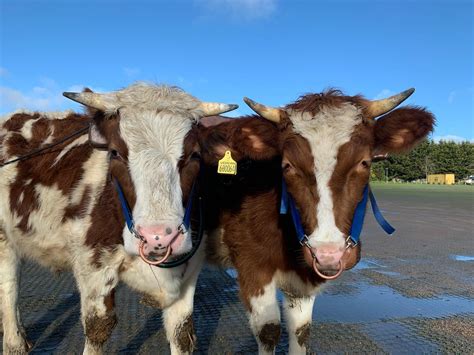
[1, 0, 472, 142]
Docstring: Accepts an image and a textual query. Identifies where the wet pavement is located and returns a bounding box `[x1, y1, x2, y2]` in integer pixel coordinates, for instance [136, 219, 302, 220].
[3, 184, 474, 353]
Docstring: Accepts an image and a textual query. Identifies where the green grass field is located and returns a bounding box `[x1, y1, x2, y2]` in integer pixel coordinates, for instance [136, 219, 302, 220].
[370, 182, 474, 210]
[371, 181, 474, 193]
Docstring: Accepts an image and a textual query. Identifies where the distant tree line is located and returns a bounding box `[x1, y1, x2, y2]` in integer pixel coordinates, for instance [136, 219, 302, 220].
[371, 140, 474, 182]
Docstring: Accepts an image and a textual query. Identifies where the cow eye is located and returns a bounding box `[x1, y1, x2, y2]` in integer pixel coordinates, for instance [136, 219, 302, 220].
[282, 162, 294, 174]
[110, 149, 121, 159]
[361, 160, 371, 168]
[190, 152, 201, 161]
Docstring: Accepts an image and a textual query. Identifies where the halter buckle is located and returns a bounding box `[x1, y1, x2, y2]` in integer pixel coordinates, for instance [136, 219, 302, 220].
[345, 236, 358, 249]
[299, 235, 311, 248]
[129, 224, 146, 242]
[177, 223, 187, 235]
[300, 236, 317, 259]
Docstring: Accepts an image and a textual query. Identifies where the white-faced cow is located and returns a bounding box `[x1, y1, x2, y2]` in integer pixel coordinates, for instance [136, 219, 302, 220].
[198, 88, 434, 354]
[0, 83, 237, 354]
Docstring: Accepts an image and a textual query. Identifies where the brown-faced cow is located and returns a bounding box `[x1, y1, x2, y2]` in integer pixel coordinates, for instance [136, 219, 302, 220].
[199, 88, 434, 354]
[0, 83, 237, 354]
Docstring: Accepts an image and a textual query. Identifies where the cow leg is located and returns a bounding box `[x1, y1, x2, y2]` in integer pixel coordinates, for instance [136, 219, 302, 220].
[74, 265, 119, 355]
[162, 265, 200, 355]
[282, 293, 315, 354]
[0, 233, 30, 354]
[243, 280, 281, 355]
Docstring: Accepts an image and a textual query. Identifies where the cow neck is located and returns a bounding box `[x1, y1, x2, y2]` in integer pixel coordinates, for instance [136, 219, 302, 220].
[279, 178, 395, 247]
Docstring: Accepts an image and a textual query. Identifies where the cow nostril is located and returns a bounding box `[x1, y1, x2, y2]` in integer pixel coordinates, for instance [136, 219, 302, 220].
[165, 227, 172, 235]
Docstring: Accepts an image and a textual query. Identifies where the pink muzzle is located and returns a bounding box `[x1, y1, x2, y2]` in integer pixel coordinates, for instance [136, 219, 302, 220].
[137, 225, 184, 265]
[303, 243, 346, 280]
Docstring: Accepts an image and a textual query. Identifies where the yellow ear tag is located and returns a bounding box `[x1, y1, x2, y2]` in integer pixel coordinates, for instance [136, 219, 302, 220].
[217, 150, 237, 175]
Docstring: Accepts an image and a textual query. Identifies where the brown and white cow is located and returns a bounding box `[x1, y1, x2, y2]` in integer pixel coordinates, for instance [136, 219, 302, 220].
[0, 83, 237, 354]
[199, 88, 434, 354]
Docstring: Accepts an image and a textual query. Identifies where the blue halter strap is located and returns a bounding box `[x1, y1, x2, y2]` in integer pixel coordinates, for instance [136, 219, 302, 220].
[113, 178, 139, 238]
[280, 179, 395, 246]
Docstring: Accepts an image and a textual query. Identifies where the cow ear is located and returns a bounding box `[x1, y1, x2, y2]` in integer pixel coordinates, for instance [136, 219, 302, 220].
[373, 107, 435, 155]
[88, 123, 108, 149]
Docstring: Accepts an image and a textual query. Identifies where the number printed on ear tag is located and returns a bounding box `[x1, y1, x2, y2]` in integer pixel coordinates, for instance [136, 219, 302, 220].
[217, 150, 237, 175]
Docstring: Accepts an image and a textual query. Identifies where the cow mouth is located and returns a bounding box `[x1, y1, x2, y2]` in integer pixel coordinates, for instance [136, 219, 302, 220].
[312, 259, 345, 280]
[139, 242, 172, 265]
[302, 245, 345, 280]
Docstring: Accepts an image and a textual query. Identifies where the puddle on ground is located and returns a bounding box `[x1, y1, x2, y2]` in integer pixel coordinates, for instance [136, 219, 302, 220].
[226, 269, 238, 279]
[375, 270, 403, 277]
[314, 282, 473, 323]
[451, 255, 474, 262]
[352, 258, 386, 270]
[226, 267, 472, 325]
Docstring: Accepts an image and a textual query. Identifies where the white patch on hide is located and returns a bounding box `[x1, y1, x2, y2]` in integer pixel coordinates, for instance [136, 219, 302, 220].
[248, 281, 280, 334]
[53, 134, 89, 166]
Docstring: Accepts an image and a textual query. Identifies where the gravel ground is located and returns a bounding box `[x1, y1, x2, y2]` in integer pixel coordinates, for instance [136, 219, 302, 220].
[2, 183, 473, 354]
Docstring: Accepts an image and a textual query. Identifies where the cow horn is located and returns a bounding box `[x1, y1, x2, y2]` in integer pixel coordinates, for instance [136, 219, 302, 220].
[367, 88, 415, 118]
[198, 102, 239, 116]
[63, 92, 112, 111]
[243, 97, 282, 123]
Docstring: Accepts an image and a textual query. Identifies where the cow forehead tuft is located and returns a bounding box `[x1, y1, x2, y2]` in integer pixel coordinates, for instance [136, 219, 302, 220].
[112, 83, 201, 113]
[288, 102, 362, 133]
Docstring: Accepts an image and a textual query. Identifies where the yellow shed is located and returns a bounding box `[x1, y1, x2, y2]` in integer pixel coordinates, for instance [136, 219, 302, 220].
[427, 174, 455, 185]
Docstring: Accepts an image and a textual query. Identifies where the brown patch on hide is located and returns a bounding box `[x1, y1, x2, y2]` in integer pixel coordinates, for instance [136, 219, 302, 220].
[198, 116, 280, 163]
[205, 229, 233, 268]
[4, 341, 31, 355]
[85, 311, 117, 346]
[104, 289, 116, 311]
[241, 127, 267, 152]
[296, 323, 311, 348]
[178, 127, 201, 206]
[175, 314, 196, 353]
[84, 292, 116, 346]
[63, 185, 92, 221]
[280, 132, 318, 236]
[140, 294, 162, 309]
[4, 113, 93, 233]
[330, 130, 373, 237]
[85, 182, 125, 266]
[2, 112, 38, 132]
[258, 323, 281, 351]
[11, 180, 39, 233]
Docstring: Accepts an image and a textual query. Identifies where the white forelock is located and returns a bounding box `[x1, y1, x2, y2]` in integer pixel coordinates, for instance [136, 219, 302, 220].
[101, 83, 204, 121]
[288, 103, 362, 247]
